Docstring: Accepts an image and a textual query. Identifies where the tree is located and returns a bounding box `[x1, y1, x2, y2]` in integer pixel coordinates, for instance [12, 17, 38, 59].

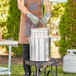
[59, 0, 76, 57]
[6, 0, 23, 56]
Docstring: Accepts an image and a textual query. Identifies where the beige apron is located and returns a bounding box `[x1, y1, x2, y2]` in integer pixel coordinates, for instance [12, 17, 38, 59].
[18, 0, 44, 44]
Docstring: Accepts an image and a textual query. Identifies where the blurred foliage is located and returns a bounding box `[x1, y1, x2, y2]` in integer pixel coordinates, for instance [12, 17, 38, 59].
[51, 3, 65, 20]
[0, 0, 9, 38]
[55, 41, 59, 47]
[49, 3, 66, 38]
[59, 0, 76, 57]
[0, 0, 22, 56]
[0, 0, 9, 26]
[6, 0, 23, 56]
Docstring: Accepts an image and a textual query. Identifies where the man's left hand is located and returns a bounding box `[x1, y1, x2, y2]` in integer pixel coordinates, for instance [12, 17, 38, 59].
[41, 13, 52, 25]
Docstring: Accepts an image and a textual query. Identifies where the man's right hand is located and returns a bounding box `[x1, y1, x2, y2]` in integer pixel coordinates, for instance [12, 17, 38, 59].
[27, 13, 39, 25]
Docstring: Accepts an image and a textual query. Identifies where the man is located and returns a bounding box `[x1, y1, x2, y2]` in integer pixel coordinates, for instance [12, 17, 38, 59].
[17, 0, 51, 75]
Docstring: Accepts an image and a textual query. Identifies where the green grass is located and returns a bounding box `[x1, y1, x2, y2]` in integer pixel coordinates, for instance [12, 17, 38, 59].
[0, 65, 76, 76]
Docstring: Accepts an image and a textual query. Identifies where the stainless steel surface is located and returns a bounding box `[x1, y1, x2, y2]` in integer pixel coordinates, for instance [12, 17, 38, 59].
[29, 28, 51, 61]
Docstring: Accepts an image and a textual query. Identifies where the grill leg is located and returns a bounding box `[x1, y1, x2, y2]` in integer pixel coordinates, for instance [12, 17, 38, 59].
[36, 67, 41, 76]
[33, 71, 35, 76]
[44, 68, 46, 76]
[56, 64, 57, 76]
[51, 65, 52, 70]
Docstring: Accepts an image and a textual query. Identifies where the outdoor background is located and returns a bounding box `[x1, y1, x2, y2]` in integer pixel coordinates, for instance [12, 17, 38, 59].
[0, 0, 76, 76]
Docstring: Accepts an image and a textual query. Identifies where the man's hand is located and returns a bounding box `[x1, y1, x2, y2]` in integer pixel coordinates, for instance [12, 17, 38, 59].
[41, 13, 52, 25]
[27, 13, 39, 25]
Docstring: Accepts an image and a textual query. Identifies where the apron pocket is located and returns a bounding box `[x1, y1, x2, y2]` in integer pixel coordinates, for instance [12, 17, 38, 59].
[25, 19, 32, 36]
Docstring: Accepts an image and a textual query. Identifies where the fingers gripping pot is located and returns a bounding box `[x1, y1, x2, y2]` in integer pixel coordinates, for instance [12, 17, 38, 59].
[29, 28, 51, 61]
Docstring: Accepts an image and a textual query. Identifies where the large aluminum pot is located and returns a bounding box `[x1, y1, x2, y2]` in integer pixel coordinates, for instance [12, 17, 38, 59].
[29, 28, 51, 61]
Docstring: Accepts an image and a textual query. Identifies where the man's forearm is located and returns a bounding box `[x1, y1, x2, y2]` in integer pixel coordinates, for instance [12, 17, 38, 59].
[45, 0, 51, 13]
[17, 0, 30, 15]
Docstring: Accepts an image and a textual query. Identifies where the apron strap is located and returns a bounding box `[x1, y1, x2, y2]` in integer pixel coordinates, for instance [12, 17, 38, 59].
[42, 0, 44, 7]
[24, 0, 44, 6]
[24, 0, 26, 6]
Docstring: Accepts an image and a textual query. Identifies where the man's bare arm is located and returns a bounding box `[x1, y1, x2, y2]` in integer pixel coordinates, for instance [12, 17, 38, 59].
[17, 0, 30, 15]
[45, 0, 51, 13]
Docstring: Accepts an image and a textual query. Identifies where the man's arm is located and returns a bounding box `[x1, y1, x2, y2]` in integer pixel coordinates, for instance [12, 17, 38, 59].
[17, 0, 39, 25]
[17, 0, 30, 15]
[45, 0, 51, 13]
[40, 0, 51, 26]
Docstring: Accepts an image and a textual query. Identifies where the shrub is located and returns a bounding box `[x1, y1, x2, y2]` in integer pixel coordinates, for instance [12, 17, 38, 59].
[59, 0, 76, 57]
[6, 0, 23, 56]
